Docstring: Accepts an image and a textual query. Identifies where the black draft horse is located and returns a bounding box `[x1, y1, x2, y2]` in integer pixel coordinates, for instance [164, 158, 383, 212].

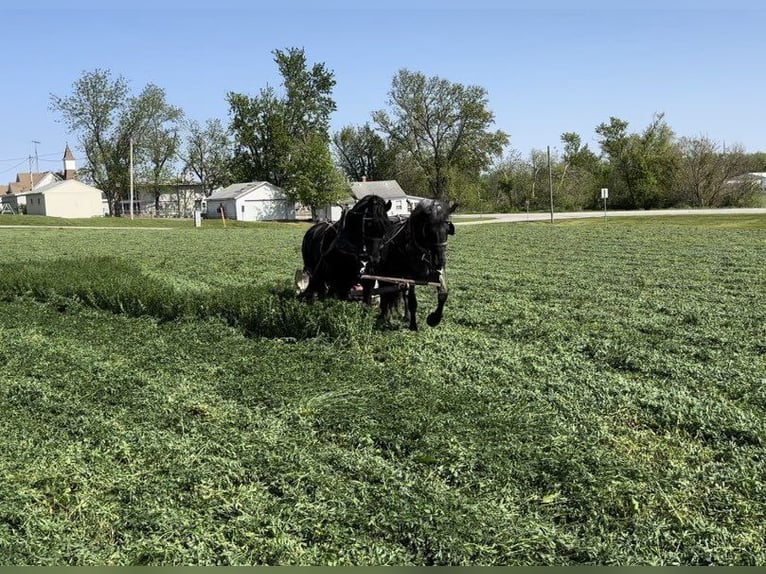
[371, 199, 458, 331]
[300, 194, 392, 302]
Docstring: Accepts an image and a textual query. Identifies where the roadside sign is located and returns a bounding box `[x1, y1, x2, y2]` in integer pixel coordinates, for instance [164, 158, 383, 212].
[601, 188, 609, 199]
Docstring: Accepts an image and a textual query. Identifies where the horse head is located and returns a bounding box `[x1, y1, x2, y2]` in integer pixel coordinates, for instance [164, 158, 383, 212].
[345, 194, 392, 265]
[408, 199, 458, 273]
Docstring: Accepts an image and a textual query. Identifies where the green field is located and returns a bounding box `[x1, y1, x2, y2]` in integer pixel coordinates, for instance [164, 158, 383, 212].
[0, 214, 764, 565]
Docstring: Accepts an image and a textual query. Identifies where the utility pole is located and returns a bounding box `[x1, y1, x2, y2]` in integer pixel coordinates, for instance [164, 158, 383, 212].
[28, 140, 40, 191]
[548, 145, 554, 223]
[129, 137, 134, 220]
[32, 140, 40, 173]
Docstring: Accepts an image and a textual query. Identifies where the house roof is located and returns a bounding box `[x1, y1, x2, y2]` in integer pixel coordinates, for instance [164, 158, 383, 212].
[206, 181, 276, 200]
[350, 180, 419, 201]
[28, 179, 104, 196]
[7, 171, 60, 194]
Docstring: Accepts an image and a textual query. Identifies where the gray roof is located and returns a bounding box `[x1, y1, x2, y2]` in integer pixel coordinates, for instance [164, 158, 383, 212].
[350, 180, 411, 201]
[207, 181, 271, 200]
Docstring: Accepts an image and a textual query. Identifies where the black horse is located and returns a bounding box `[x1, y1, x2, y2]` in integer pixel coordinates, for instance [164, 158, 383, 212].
[300, 194, 392, 302]
[370, 199, 458, 330]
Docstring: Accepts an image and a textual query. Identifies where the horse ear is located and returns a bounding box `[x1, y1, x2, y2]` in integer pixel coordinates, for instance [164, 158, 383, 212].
[448, 222, 455, 235]
[448, 202, 459, 214]
[385, 200, 392, 211]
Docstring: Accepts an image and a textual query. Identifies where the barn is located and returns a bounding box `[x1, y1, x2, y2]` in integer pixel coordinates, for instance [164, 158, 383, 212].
[24, 179, 106, 218]
[205, 182, 295, 221]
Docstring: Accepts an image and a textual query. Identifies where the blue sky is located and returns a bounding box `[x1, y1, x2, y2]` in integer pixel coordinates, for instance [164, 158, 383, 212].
[2, 1, 765, 180]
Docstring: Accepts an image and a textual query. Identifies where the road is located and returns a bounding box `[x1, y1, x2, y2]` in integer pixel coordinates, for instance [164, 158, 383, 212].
[452, 207, 766, 225]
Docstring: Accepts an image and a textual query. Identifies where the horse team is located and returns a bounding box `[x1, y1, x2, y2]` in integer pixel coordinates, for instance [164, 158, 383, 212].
[299, 195, 457, 331]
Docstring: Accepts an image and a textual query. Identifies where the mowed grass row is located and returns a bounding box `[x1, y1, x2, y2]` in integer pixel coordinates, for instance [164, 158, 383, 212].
[0, 215, 764, 565]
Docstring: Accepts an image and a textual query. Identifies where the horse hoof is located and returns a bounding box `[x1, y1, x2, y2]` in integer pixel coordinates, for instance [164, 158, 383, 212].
[426, 313, 442, 327]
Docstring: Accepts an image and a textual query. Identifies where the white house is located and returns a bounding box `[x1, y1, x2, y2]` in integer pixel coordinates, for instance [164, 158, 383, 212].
[314, 179, 424, 222]
[25, 179, 106, 218]
[205, 181, 295, 221]
[3, 172, 61, 214]
[350, 180, 424, 218]
[2, 144, 83, 215]
[313, 197, 354, 222]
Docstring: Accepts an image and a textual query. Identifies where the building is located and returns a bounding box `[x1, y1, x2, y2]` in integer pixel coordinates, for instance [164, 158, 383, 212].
[350, 180, 424, 218]
[118, 183, 206, 218]
[1, 144, 102, 215]
[725, 172, 766, 206]
[314, 179, 425, 222]
[205, 181, 295, 221]
[25, 179, 106, 218]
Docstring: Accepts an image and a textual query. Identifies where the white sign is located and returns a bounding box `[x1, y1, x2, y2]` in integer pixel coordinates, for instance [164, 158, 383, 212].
[600, 188, 609, 199]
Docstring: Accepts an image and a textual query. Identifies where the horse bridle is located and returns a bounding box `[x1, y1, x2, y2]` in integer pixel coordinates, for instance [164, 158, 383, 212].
[323, 202, 386, 260]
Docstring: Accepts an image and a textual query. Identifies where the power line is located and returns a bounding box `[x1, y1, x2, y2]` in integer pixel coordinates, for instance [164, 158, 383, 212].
[0, 158, 31, 176]
[0, 152, 60, 163]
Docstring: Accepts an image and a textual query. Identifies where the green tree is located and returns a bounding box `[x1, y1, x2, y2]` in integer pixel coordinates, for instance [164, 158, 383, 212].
[50, 69, 183, 215]
[596, 113, 678, 209]
[284, 133, 350, 218]
[180, 118, 233, 196]
[135, 85, 184, 213]
[558, 132, 602, 209]
[372, 69, 508, 200]
[483, 150, 533, 211]
[227, 47, 340, 212]
[227, 88, 290, 185]
[332, 123, 396, 182]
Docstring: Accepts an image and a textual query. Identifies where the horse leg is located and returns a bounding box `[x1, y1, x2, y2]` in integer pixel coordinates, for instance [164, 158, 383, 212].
[361, 277, 376, 305]
[407, 284, 418, 331]
[426, 272, 448, 327]
[306, 270, 328, 300]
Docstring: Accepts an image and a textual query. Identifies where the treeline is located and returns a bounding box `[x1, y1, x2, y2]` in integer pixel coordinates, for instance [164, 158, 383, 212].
[50, 48, 764, 216]
[475, 115, 766, 212]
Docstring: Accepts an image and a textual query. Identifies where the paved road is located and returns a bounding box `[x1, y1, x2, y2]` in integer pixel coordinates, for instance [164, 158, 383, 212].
[452, 207, 766, 225]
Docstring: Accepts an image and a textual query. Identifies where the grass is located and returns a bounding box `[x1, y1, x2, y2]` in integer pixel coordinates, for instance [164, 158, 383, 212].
[0, 214, 764, 565]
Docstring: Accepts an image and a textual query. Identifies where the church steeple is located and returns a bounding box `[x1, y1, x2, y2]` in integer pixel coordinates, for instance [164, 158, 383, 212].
[63, 144, 76, 180]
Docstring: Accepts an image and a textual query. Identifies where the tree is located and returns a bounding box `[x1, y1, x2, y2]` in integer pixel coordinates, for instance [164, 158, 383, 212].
[227, 88, 291, 185]
[557, 132, 602, 209]
[135, 85, 184, 213]
[372, 69, 508, 200]
[482, 149, 533, 211]
[180, 118, 233, 196]
[227, 47, 341, 212]
[284, 133, 350, 218]
[50, 69, 183, 215]
[674, 136, 753, 207]
[596, 113, 678, 209]
[332, 123, 396, 182]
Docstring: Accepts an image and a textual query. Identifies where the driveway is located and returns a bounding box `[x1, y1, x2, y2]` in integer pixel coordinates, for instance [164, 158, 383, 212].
[452, 207, 766, 225]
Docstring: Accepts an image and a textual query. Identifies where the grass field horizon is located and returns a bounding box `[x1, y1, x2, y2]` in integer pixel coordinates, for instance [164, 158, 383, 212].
[0, 214, 764, 565]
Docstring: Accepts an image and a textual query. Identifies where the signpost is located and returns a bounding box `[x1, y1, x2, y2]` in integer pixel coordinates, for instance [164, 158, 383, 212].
[601, 188, 609, 220]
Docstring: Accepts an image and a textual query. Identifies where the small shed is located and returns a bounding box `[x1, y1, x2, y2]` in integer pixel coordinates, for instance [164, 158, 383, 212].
[314, 198, 354, 222]
[24, 179, 105, 218]
[205, 181, 295, 221]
